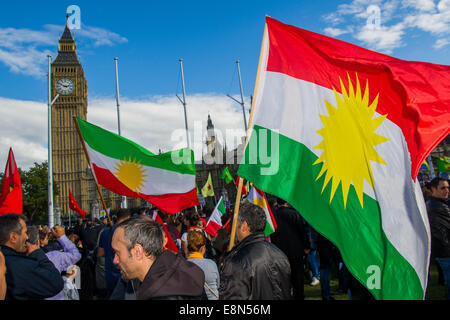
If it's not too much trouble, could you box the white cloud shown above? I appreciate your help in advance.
[434,37,450,48]
[324,27,351,37]
[323,0,450,54]
[402,0,436,12]
[0,24,128,77]
[0,94,247,170]
[355,23,406,53]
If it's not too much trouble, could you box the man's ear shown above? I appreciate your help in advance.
[132,244,144,261]
[163,234,168,249]
[9,232,17,244]
[241,220,249,233]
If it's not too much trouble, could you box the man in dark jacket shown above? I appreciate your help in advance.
[426,177,450,299]
[0,214,64,300]
[111,215,205,300]
[219,203,292,300]
[270,198,311,300]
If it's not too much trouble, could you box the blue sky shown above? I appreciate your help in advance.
[1,0,449,167]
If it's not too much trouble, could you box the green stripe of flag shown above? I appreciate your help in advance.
[238,125,423,299]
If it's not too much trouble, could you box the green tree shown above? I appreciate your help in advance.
[22,162,59,224]
[0,161,58,224]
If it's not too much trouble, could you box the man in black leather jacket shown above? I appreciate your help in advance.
[219,203,292,300]
[426,177,450,299]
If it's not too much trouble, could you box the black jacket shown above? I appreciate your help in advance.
[426,197,450,258]
[270,206,311,258]
[1,246,64,300]
[219,232,292,300]
[137,250,206,300]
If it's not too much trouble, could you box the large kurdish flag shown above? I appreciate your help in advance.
[77,118,199,214]
[238,17,450,299]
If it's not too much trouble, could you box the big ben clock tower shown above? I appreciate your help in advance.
[51,16,90,216]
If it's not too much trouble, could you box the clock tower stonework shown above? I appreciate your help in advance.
[51,20,91,216]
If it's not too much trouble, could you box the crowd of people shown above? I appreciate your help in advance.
[0,176,448,300]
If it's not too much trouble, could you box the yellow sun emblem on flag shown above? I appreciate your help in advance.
[113,157,148,193]
[313,73,389,209]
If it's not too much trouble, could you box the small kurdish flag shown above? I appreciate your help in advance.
[76,118,199,214]
[245,185,277,237]
[204,196,226,237]
[237,17,450,299]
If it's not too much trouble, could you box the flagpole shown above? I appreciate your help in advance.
[228,24,267,251]
[226,60,248,132]
[176,59,190,149]
[114,57,127,210]
[73,116,113,227]
[47,55,60,228]
[427,155,435,179]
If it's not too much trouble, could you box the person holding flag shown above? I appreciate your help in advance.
[219,203,292,300]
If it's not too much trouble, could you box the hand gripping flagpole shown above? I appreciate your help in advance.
[73,116,113,227]
[228,23,267,251]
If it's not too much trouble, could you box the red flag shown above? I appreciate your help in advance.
[69,189,86,219]
[153,211,179,254]
[235,176,247,196]
[0,148,22,215]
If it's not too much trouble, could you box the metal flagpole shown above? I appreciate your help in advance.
[227,60,248,132]
[47,55,59,228]
[176,59,190,148]
[114,57,127,209]
[427,155,435,179]
[176,59,198,212]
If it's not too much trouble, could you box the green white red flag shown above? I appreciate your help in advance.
[204,196,226,237]
[237,17,450,299]
[76,118,199,214]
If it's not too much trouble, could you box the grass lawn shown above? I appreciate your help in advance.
[304,262,447,300]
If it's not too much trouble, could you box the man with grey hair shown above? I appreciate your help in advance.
[0,213,63,299]
[219,203,292,299]
[111,215,206,300]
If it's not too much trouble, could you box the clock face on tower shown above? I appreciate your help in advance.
[56,78,75,95]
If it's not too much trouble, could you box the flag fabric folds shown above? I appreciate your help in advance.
[245,185,277,237]
[69,189,86,219]
[237,17,450,299]
[153,211,179,254]
[201,172,215,197]
[0,148,22,215]
[76,118,199,214]
[204,197,226,237]
[220,166,233,184]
